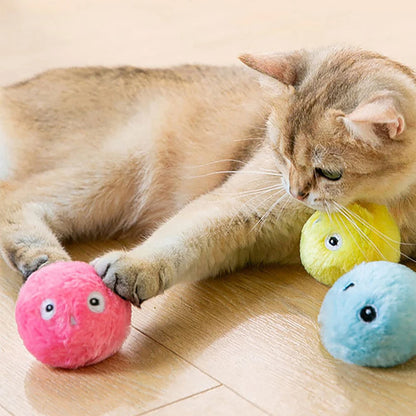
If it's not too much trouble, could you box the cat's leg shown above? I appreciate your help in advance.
[93,155,313,306]
[0,164,140,279]
[0,192,71,279]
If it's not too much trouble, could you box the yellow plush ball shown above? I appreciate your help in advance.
[300,203,401,286]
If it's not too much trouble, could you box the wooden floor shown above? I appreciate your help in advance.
[2,1,416,415]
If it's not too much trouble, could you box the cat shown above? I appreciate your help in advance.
[1,46,415,306]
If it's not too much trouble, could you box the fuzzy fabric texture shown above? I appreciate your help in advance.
[300,203,400,286]
[319,261,416,367]
[15,261,131,369]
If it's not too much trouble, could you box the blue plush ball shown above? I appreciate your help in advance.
[319,261,416,367]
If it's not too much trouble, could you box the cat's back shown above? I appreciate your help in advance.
[1,63,258,116]
[0,64,264,145]
[0,64,267,180]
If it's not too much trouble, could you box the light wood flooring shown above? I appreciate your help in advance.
[1,1,416,415]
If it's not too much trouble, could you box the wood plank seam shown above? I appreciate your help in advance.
[0,403,14,416]
[132,325,272,416]
[136,385,222,416]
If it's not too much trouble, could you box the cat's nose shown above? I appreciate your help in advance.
[289,187,309,201]
[296,190,309,201]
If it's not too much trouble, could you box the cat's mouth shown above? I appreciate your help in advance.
[282,178,346,213]
[288,192,341,213]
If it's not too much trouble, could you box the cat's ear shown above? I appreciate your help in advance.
[239,51,306,86]
[341,95,405,141]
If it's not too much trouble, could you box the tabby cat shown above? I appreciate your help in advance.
[1,46,415,305]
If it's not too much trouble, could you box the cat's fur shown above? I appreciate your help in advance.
[1,46,416,305]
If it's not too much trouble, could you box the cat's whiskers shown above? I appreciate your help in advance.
[334,201,416,264]
[323,200,333,225]
[257,167,283,174]
[334,207,369,261]
[224,184,285,197]
[250,191,290,233]
[336,202,415,247]
[275,194,291,221]
[221,188,285,233]
[186,170,283,180]
[185,158,282,177]
[334,203,387,261]
[184,158,251,169]
[270,196,292,232]
[247,189,286,210]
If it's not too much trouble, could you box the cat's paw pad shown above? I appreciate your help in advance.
[92,251,162,306]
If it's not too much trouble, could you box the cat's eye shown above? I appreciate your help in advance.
[87,291,105,313]
[41,299,56,320]
[315,168,343,181]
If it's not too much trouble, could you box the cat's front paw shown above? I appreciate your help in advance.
[91,251,164,306]
[9,245,71,281]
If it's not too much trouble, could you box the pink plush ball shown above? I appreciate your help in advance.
[15,261,131,369]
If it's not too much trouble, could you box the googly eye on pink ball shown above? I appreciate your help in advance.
[15,261,131,369]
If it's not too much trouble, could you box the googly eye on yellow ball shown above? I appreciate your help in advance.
[300,203,401,286]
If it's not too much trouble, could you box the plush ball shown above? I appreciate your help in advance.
[319,261,416,367]
[15,261,131,369]
[300,203,400,285]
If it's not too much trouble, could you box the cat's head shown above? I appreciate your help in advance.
[241,47,416,212]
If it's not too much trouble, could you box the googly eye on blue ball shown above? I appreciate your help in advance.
[318,261,416,367]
